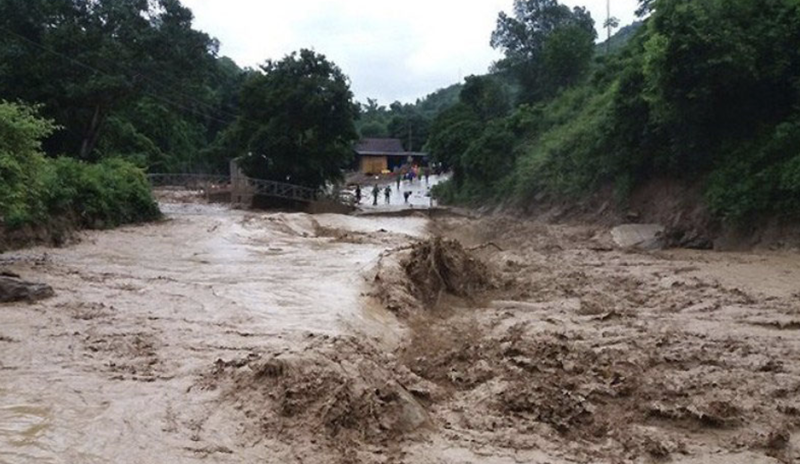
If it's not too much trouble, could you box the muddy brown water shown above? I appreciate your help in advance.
[2,202,800,463]
[0,203,427,463]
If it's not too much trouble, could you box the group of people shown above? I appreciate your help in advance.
[354,184,412,206]
[353,164,437,207]
[400,165,430,186]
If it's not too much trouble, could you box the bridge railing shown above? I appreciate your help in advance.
[147,173,230,189]
[247,177,317,202]
[146,173,335,205]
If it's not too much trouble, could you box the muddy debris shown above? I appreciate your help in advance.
[611,223,666,250]
[313,223,374,245]
[646,400,741,428]
[402,236,493,306]
[199,336,432,461]
[397,308,792,460]
[388,211,800,461]
[370,236,496,316]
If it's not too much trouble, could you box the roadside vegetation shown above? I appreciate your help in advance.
[0,101,159,247]
[428,0,800,226]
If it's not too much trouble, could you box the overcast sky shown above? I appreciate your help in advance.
[181,0,639,104]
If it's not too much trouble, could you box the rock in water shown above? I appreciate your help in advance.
[0,276,55,303]
[611,224,666,250]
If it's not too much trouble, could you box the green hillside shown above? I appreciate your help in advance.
[428,0,800,229]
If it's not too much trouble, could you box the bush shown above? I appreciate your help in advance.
[1,101,160,233]
[706,118,800,224]
[42,157,161,228]
[512,84,616,201]
[0,101,53,227]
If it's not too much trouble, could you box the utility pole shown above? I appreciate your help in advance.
[606,0,611,55]
[407,115,412,152]
[604,0,620,56]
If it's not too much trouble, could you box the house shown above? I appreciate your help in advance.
[354,138,427,175]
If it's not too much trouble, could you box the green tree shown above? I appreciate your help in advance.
[414,84,463,118]
[425,104,482,176]
[356,98,390,138]
[0,0,219,161]
[460,75,511,122]
[97,97,207,172]
[461,121,515,187]
[491,0,596,103]
[387,105,431,152]
[360,121,389,138]
[603,16,621,54]
[542,24,596,91]
[232,50,358,190]
[425,76,513,187]
[640,0,800,173]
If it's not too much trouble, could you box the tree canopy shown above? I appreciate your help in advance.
[426,74,514,191]
[229,50,359,190]
[491,0,596,103]
[354,84,462,152]
[0,0,240,171]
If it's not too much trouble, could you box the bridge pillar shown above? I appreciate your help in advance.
[230,159,254,206]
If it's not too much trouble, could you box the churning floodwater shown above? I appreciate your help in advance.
[0,202,428,463]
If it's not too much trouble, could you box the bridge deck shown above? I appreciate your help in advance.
[147,173,353,206]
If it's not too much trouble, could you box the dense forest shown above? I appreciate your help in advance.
[0,0,245,173]
[428,0,800,229]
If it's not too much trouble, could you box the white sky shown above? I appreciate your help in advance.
[181,0,639,104]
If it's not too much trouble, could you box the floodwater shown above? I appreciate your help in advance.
[4,199,799,463]
[0,203,428,463]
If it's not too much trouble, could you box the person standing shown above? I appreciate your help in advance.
[372,184,379,206]
[384,185,392,204]
[355,185,362,204]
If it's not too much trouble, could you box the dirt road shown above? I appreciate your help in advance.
[1,202,799,463]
